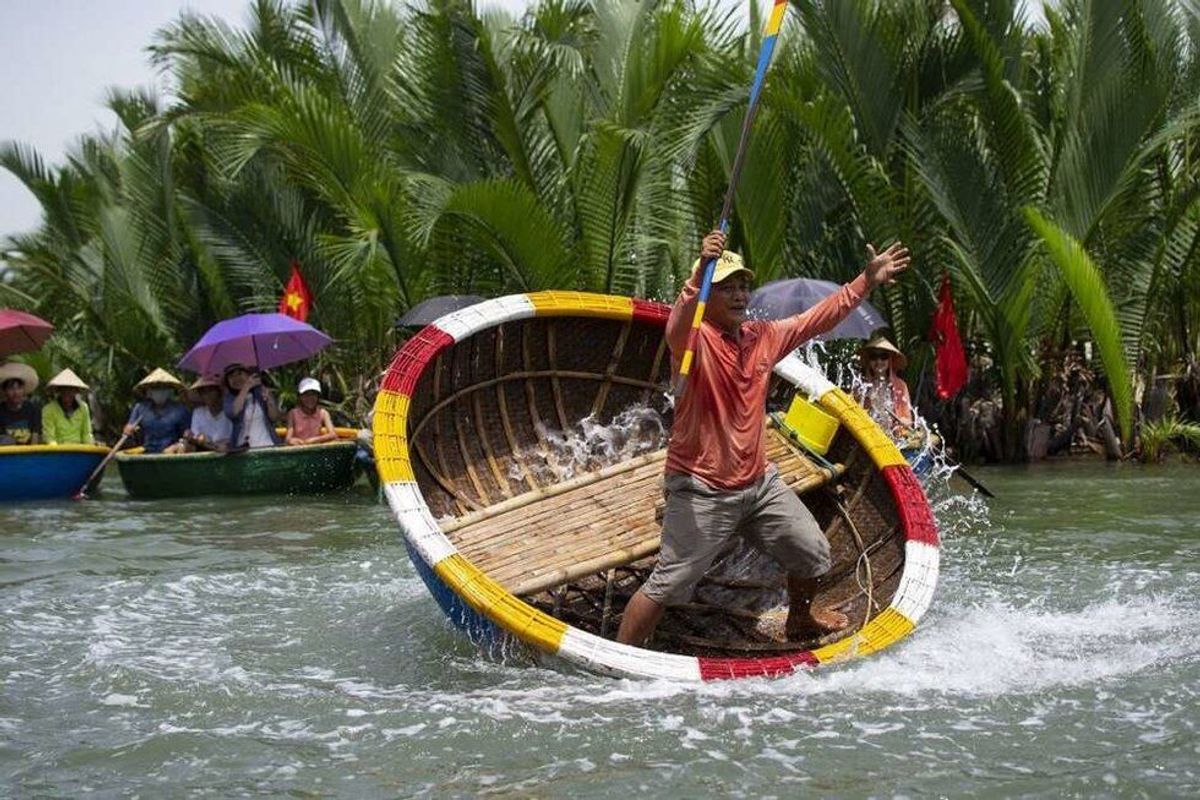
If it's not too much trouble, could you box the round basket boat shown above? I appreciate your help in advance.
[375,292,939,681]
[0,444,110,501]
[115,430,359,499]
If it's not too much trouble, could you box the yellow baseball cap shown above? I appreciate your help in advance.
[693,250,754,284]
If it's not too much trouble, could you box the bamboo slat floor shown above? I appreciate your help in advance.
[445,427,844,598]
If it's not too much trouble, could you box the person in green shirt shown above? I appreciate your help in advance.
[41,368,95,446]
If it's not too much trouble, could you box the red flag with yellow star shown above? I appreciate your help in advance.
[278,261,313,322]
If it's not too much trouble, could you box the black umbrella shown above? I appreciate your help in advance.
[395,295,485,329]
[749,278,885,340]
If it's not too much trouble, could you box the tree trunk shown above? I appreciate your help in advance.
[1098,416,1122,461]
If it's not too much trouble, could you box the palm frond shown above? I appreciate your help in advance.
[1026,206,1133,442]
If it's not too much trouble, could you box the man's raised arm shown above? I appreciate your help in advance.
[771,242,911,359]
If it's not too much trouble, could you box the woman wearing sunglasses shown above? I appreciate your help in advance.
[856,333,914,437]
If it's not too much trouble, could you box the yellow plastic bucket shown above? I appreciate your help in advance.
[781,394,839,456]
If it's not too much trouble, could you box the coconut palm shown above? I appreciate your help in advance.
[3,0,1200,452]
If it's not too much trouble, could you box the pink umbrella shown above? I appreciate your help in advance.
[178,313,332,375]
[0,309,54,356]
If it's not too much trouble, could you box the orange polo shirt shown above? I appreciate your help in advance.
[665,269,871,490]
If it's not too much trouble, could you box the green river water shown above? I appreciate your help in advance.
[2,462,1197,797]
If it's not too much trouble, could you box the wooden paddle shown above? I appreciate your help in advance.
[74,412,142,499]
[947,460,996,499]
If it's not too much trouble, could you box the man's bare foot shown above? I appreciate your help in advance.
[785,606,850,640]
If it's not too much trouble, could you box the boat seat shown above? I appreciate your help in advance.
[442,427,844,598]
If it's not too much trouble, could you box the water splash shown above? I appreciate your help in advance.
[5,474,1196,796]
[794,340,993,540]
[509,405,668,485]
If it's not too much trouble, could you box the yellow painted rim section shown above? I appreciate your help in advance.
[433,554,569,652]
[374,390,415,483]
[528,291,633,320]
[816,387,907,469]
[0,444,108,455]
[811,607,915,663]
[271,426,358,440]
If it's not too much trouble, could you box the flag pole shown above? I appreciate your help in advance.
[673,0,789,397]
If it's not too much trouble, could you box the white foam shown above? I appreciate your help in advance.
[792,593,1199,698]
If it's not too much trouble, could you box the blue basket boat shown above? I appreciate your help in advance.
[0,445,109,501]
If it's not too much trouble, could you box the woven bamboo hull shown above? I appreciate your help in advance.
[115,440,358,499]
[0,445,109,501]
[375,292,940,681]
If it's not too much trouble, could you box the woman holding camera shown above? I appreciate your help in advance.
[222,363,281,449]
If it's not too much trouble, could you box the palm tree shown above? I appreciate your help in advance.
[4,0,1199,453]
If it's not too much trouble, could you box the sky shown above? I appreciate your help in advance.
[0,0,531,240]
[0,0,1044,243]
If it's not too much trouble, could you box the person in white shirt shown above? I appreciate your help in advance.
[185,375,233,451]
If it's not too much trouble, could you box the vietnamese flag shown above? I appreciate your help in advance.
[278,261,313,322]
[929,272,968,399]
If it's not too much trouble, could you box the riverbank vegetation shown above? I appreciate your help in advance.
[3,0,1199,462]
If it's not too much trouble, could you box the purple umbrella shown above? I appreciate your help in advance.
[178,313,332,375]
[749,278,886,341]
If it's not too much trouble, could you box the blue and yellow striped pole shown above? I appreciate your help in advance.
[675,0,789,393]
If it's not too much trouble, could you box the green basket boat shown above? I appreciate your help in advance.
[115,438,359,499]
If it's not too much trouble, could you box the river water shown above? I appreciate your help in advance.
[2,462,1197,797]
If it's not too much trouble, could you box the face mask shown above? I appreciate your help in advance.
[149,388,173,404]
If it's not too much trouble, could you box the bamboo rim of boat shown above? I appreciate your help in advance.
[116,428,358,459]
[374,291,940,682]
[0,444,110,455]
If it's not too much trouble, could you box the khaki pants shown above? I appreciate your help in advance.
[641,465,831,606]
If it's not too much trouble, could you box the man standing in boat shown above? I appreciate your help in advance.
[617,230,911,645]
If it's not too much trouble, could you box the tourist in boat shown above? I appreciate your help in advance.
[124,368,190,454]
[616,230,910,646]
[184,375,232,452]
[41,368,95,445]
[0,361,42,445]
[223,363,281,449]
[284,377,338,446]
[855,333,914,438]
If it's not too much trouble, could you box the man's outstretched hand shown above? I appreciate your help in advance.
[864,242,911,290]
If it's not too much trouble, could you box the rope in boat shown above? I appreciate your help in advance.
[835,497,875,659]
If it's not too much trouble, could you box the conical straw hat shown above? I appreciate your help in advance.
[189,375,222,391]
[858,334,908,370]
[0,361,38,392]
[135,367,184,392]
[46,368,90,391]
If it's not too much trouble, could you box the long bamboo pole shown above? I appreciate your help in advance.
[673,0,790,397]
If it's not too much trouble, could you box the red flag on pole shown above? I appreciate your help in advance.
[278,261,313,322]
[929,272,968,399]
